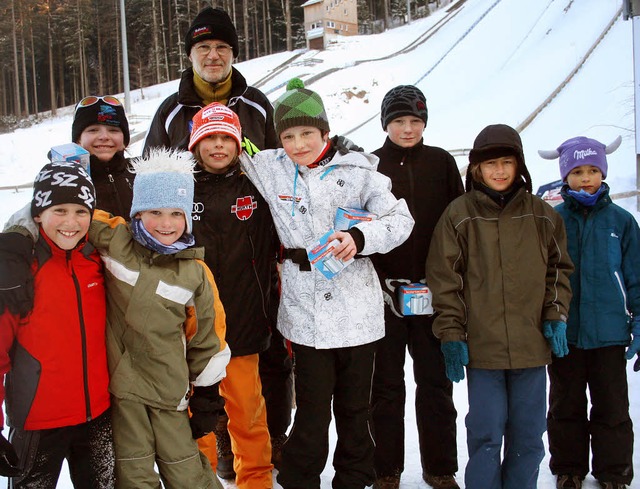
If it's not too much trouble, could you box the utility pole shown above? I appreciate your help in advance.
[624,0,640,210]
[120,0,131,113]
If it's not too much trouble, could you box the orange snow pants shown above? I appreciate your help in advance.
[198,354,274,488]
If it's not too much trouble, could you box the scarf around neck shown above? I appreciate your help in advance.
[131,217,195,255]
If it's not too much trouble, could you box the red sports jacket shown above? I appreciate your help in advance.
[0,230,110,430]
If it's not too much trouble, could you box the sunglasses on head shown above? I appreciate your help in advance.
[75,95,122,112]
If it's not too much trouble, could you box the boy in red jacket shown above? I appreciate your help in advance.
[0,161,114,487]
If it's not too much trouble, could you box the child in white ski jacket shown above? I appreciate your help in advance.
[240,78,414,489]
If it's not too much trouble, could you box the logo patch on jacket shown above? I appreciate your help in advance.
[231,196,257,220]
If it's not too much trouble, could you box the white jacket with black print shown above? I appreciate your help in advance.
[240,148,414,349]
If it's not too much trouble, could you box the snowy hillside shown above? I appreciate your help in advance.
[0,0,637,487]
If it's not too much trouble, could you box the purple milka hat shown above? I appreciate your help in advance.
[538,135,622,181]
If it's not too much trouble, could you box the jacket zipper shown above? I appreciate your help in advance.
[248,234,268,319]
[68,251,92,421]
[614,270,631,318]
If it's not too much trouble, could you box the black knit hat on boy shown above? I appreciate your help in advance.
[274,78,330,136]
[466,123,532,193]
[380,85,428,130]
[72,96,130,147]
[31,161,96,217]
[185,6,239,58]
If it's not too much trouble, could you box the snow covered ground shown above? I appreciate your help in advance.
[0,0,638,487]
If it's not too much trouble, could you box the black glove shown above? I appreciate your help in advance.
[189,383,225,439]
[634,354,640,372]
[0,433,22,477]
[331,135,364,155]
[0,233,34,318]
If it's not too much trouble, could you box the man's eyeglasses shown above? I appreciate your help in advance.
[75,95,122,113]
[194,43,233,57]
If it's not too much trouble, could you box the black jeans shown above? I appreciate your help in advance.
[277,342,377,489]
[9,409,114,489]
[371,310,458,477]
[547,345,634,485]
[259,327,294,437]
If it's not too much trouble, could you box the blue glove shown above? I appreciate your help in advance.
[625,318,640,372]
[441,341,469,383]
[543,320,569,357]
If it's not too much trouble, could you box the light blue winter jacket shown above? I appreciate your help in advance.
[556,183,640,349]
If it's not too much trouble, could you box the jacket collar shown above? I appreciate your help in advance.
[178,67,249,107]
[473,179,525,208]
[561,182,611,211]
[89,151,129,178]
[381,136,424,159]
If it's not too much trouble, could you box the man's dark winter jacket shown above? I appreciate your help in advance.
[143,67,278,153]
[90,151,134,219]
[371,137,464,282]
[192,164,278,357]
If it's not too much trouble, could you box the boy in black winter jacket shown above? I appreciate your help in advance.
[370,85,463,489]
[72,95,134,219]
[188,102,280,488]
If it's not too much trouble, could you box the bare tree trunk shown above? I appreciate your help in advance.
[1,72,6,115]
[20,5,29,115]
[243,0,250,60]
[11,0,21,116]
[77,0,88,95]
[115,0,122,94]
[96,6,104,94]
[30,23,38,116]
[47,2,56,116]
[284,0,292,52]
[174,0,184,72]
[152,0,161,83]
[159,0,170,81]
[383,0,390,30]
[252,8,258,58]
[262,0,269,55]
[57,43,65,107]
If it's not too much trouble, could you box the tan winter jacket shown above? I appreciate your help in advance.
[90,211,230,411]
[426,187,573,370]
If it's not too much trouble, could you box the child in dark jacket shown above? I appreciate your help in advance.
[72,95,134,218]
[539,135,637,489]
[0,162,114,487]
[427,124,574,489]
[370,85,462,489]
[188,102,275,488]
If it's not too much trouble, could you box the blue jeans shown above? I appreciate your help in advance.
[465,367,546,489]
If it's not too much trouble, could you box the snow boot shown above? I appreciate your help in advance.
[270,433,287,469]
[372,474,400,489]
[213,413,235,480]
[557,474,582,488]
[422,472,460,489]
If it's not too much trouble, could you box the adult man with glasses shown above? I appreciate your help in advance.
[143,6,278,152]
[143,6,292,489]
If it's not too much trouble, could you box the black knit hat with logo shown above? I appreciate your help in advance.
[380,85,428,130]
[72,98,130,147]
[185,6,239,57]
[31,161,96,217]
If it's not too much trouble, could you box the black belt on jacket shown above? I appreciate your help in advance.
[281,247,365,272]
[281,248,312,271]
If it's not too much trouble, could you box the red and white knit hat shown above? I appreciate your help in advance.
[188,102,242,152]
